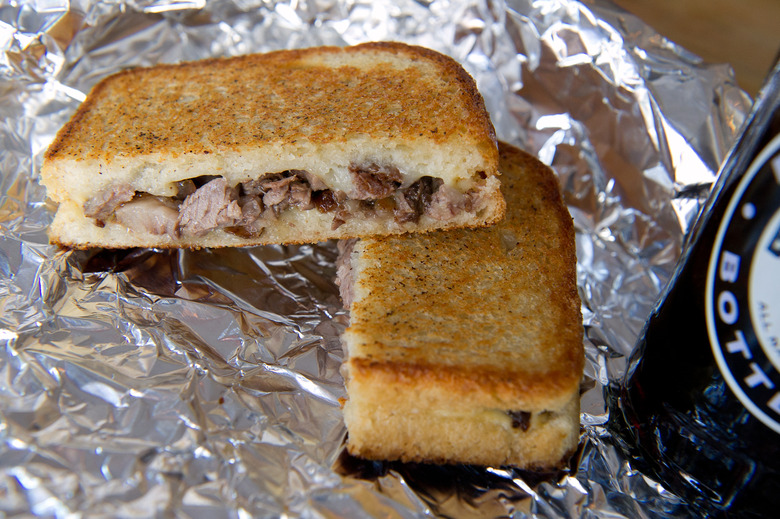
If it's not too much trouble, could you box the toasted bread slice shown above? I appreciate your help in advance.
[337,142,583,468]
[40,42,503,249]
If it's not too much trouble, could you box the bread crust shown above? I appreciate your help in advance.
[340,142,583,467]
[44,42,497,164]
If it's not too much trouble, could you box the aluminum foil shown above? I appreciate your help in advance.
[0,0,753,517]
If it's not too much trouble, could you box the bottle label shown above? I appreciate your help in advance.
[706,132,780,434]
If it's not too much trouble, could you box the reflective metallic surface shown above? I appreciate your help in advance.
[0,1,751,517]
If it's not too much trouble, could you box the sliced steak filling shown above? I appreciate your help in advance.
[82,164,486,238]
[394,176,442,224]
[177,177,242,237]
[114,195,179,236]
[335,238,359,309]
[83,183,135,226]
[349,163,402,200]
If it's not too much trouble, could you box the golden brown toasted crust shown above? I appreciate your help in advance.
[348,357,581,409]
[44,42,496,166]
[340,142,583,467]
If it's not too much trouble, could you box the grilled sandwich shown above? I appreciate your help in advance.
[337,142,583,468]
[40,42,504,249]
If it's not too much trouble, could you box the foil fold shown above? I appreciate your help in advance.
[0,1,751,517]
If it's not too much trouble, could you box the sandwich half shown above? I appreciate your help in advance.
[337,142,583,468]
[40,42,503,249]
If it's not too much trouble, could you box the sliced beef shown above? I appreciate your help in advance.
[393,176,443,224]
[233,197,266,237]
[83,183,136,223]
[259,175,298,206]
[241,171,314,213]
[392,190,415,224]
[335,238,358,309]
[299,170,328,191]
[174,179,197,199]
[240,178,267,198]
[177,177,242,237]
[241,172,297,198]
[239,197,263,224]
[349,163,403,200]
[288,182,314,210]
[87,167,476,238]
[114,195,179,237]
[427,184,465,221]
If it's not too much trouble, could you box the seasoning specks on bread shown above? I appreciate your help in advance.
[46,43,496,161]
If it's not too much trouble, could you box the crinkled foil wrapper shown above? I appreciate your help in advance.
[0,1,752,517]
